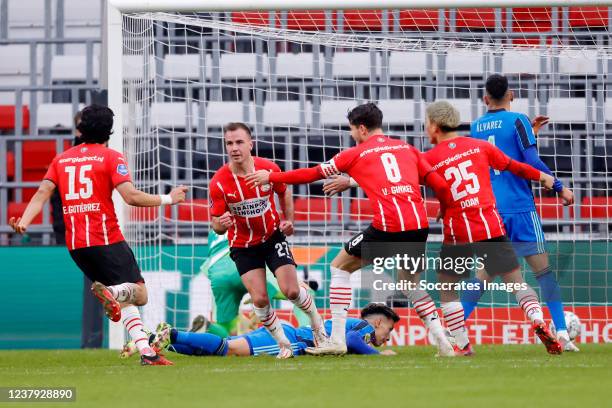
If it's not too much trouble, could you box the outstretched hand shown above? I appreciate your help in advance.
[245,170,270,188]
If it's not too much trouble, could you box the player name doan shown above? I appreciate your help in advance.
[63,202,100,214]
[58,155,105,164]
[228,197,270,218]
[475,120,503,132]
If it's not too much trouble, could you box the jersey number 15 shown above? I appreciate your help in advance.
[64,165,93,200]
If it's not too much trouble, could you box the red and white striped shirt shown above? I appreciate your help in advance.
[43,143,131,250]
[209,157,286,248]
[320,135,430,232]
[423,136,540,244]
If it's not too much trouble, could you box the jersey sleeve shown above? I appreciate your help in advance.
[209,179,228,217]
[107,150,132,187]
[346,330,379,355]
[514,114,537,151]
[485,143,540,180]
[43,156,59,185]
[319,148,357,177]
[484,142,512,171]
[268,161,287,194]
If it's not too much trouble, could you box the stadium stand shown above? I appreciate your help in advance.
[0,4,610,244]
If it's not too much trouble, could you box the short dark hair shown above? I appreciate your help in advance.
[361,303,400,323]
[77,104,114,144]
[347,102,383,131]
[223,122,252,137]
[485,74,509,101]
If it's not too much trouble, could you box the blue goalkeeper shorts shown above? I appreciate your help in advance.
[236,324,309,356]
[500,210,546,257]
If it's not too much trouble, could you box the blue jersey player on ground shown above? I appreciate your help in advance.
[467,74,578,352]
[150,303,399,357]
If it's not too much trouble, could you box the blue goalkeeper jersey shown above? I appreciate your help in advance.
[470,108,537,214]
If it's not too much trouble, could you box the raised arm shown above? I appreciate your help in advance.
[116,182,187,207]
[485,143,554,189]
[246,166,324,188]
[416,148,451,206]
[9,180,56,234]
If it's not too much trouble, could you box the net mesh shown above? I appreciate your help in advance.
[119,8,611,345]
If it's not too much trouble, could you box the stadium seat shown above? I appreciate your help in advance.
[501,50,545,74]
[332,52,378,78]
[424,199,440,219]
[205,101,253,127]
[150,102,198,128]
[377,99,419,124]
[580,196,612,219]
[64,0,102,28]
[546,98,590,123]
[342,10,385,31]
[444,49,488,76]
[163,53,212,80]
[286,11,328,30]
[174,199,210,222]
[455,8,498,30]
[511,7,553,45]
[123,55,156,81]
[388,51,430,77]
[568,7,609,28]
[318,100,359,126]
[129,206,159,222]
[558,50,599,75]
[6,151,15,179]
[7,202,43,224]
[273,53,319,78]
[0,105,29,131]
[263,101,312,127]
[398,9,440,31]
[21,140,70,200]
[451,99,477,123]
[294,198,340,221]
[37,103,82,129]
[219,53,269,80]
[535,197,574,219]
[0,44,42,75]
[231,12,273,27]
[51,55,100,82]
[350,198,374,221]
[7,0,46,38]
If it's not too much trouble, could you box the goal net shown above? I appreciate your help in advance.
[114,5,612,348]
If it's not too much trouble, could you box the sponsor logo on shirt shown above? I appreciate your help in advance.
[59,155,104,164]
[359,143,410,158]
[431,147,481,171]
[117,164,129,176]
[228,197,271,218]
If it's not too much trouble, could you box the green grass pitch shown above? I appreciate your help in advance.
[1,344,611,408]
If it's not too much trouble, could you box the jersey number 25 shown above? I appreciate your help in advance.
[444,160,480,201]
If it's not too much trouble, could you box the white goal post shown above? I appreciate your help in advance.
[104,0,612,349]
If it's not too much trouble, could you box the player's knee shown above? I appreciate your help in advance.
[282,285,300,301]
[133,283,148,306]
[251,294,270,308]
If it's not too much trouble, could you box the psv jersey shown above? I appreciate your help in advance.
[43,143,132,250]
[209,157,286,248]
[423,136,512,244]
[319,135,429,232]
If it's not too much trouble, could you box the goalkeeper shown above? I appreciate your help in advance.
[195,230,314,337]
[152,303,398,357]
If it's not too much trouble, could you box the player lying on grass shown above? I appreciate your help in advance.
[467,74,578,352]
[9,105,187,365]
[148,303,399,357]
[246,103,455,357]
